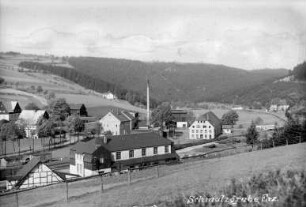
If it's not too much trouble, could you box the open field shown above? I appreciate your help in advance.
[0,54,146,114]
[1,143,305,207]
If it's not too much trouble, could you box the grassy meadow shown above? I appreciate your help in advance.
[1,143,303,207]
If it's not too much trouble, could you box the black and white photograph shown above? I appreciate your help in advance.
[0,0,305,206]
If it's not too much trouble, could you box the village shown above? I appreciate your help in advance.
[0,78,297,192]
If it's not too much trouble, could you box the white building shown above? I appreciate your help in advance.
[189,120,215,139]
[0,101,22,121]
[16,110,49,138]
[101,91,117,100]
[99,111,132,135]
[189,111,222,139]
[222,125,233,134]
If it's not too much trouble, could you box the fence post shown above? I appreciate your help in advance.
[100,174,104,193]
[65,181,69,203]
[15,192,19,207]
[128,169,131,185]
[156,165,159,178]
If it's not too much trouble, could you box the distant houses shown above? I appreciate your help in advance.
[171,109,188,128]
[222,125,233,134]
[69,104,88,117]
[189,111,222,139]
[0,101,22,121]
[16,110,49,138]
[269,99,289,112]
[101,91,117,100]
[69,132,179,176]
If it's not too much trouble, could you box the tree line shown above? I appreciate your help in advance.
[18,61,159,108]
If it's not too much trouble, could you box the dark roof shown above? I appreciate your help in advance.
[121,111,135,120]
[222,125,233,129]
[53,170,80,180]
[80,116,98,122]
[199,111,221,127]
[13,156,41,181]
[73,132,173,154]
[171,110,188,114]
[111,112,130,122]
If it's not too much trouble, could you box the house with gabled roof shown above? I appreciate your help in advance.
[0,101,22,121]
[99,111,134,135]
[6,157,78,190]
[16,110,49,138]
[189,111,222,139]
[69,103,88,117]
[70,132,179,176]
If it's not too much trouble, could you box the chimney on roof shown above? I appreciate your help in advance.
[103,135,108,144]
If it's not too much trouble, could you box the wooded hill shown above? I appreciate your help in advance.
[68,57,289,105]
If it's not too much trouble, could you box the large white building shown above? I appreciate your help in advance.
[189,111,222,139]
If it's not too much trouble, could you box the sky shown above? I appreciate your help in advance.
[0,0,305,70]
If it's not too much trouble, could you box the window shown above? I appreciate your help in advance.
[154,147,158,154]
[192,126,195,128]
[196,125,200,128]
[196,130,198,133]
[203,125,206,128]
[100,157,104,164]
[200,130,203,133]
[129,150,134,158]
[165,146,169,153]
[209,135,212,139]
[142,148,146,156]
[192,130,194,133]
[200,134,203,138]
[116,152,121,160]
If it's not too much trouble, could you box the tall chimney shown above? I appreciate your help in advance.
[146,78,150,127]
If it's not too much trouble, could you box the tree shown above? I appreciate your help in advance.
[151,103,174,129]
[48,98,70,121]
[221,110,239,125]
[0,120,9,154]
[25,102,40,110]
[67,115,85,141]
[246,122,259,149]
[36,85,43,93]
[0,122,25,155]
[0,77,4,85]
[85,122,101,138]
[254,117,264,125]
[47,92,56,100]
[37,119,56,149]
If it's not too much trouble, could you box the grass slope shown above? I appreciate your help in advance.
[8,142,301,207]
[69,143,305,207]
[0,54,145,114]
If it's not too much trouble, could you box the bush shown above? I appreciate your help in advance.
[158,169,306,207]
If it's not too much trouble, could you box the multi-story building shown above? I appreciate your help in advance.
[99,111,135,135]
[189,111,222,139]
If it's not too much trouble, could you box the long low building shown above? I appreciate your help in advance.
[69,132,179,177]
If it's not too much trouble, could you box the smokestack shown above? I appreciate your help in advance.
[147,78,150,127]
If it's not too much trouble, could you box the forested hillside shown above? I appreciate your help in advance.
[18,61,160,107]
[68,57,288,104]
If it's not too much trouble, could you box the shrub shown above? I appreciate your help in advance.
[157,169,306,207]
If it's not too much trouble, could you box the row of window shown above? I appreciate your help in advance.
[192,125,211,128]
[116,146,169,160]
[191,134,212,139]
[191,130,212,133]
